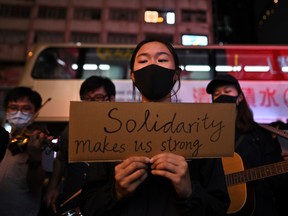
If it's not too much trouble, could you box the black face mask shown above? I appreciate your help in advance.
[213,95,238,103]
[133,64,176,101]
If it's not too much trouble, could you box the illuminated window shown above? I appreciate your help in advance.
[144,11,159,23]
[182,35,208,46]
[166,12,175,24]
[144,10,175,24]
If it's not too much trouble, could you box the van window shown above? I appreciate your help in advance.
[32,47,134,79]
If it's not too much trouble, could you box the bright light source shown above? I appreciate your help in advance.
[57,58,66,66]
[244,66,270,72]
[216,66,233,72]
[182,35,208,46]
[282,66,288,72]
[216,65,242,72]
[185,65,210,72]
[144,11,158,23]
[145,10,175,24]
[83,64,98,70]
[72,64,78,70]
[166,12,175,24]
[99,64,110,70]
[52,138,58,144]
[4,123,11,133]
[157,17,164,23]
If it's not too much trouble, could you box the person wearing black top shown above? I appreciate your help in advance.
[79,39,230,216]
[44,76,116,215]
[206,74,288,216]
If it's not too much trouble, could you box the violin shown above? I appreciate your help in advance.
[8,98,59,155]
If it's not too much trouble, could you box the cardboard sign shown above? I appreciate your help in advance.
[69,102,235,162]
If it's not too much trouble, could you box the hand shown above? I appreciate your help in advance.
[114,156,150,200]
[150,153,192,199]
[44,187,60,213]
[27,129,50,161]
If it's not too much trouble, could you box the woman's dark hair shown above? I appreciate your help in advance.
[4,87,42,112]
[130,39,181,101]
[236,93,257,133]
[79,75,116,100]
[129,38,180,71]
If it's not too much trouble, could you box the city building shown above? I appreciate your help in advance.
[0,0,214,123]
[0,0,213,63]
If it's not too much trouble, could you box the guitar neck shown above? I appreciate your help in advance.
[226,160,288,186]
[259,124,288,139]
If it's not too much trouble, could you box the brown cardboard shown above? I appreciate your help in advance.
[69,102,235,162]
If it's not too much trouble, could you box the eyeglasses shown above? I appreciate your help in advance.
[7,105,34,115]
[82,94,110,102]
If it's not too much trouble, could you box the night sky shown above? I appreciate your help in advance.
[213,0,288,44]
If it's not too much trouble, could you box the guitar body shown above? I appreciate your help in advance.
[222,153,255,216]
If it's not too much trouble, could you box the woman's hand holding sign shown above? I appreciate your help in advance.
[114,156,150,200]
[114,153,192,200]
[150,153,192,199]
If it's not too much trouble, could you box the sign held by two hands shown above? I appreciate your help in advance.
[69,102,235,162]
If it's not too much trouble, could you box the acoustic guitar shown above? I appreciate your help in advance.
[222,152,288,215]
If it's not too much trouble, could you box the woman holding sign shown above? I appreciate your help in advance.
[79,39,230,216]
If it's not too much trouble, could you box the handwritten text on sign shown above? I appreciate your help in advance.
[69,102,235,162]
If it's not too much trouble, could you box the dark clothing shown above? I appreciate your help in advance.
[0,126,9,161]
[59,163,89,213]
[235,125,288,216]
[57,125,89,214]
[80,158,230,216]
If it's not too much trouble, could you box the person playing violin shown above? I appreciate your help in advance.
[0,86,49,216]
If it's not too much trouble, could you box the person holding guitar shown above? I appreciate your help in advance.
[206,74,288,216]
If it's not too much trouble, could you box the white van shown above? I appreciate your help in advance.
[19,43,137,124]
[19,43,288,126]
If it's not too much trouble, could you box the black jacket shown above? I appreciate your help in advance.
[235,125,288,216]
[79,158,230,216]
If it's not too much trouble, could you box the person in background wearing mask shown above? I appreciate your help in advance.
[44,76,116,215]
[0,86,48,216]
[206,74,288,216]
[79,39,230,216]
